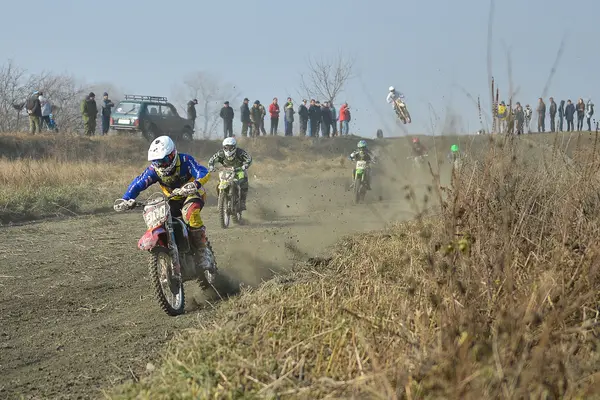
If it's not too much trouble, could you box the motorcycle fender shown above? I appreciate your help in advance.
[138,226,167,251]
[218,181,230,190]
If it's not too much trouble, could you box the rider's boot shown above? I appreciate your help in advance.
[240,188,248,211]
[189,227,216,281]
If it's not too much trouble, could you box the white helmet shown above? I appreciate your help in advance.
[389,86,395,92]
[223,137,237,160]
[148,136,178,175]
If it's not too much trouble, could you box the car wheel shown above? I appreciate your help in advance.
[182,127,194,141]
[143,124,160,141]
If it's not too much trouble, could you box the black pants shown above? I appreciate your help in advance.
[321,121,331,137]
[587,117,592,131]
[550,115,556,132]
[309,120,319,137]
[559,117,564,131]
[241,121,250,137]
[538,117,545,132]
[299,119,308,136]
[577,116,584,131]
[567,119,574,131]
[102,115,110,134]
[270,117,279,135]
[223,119,233,138]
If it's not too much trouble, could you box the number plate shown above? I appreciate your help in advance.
[118,119,130,124]
[356,161,367,169]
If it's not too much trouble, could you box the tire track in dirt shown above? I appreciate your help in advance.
[0,166,427,400]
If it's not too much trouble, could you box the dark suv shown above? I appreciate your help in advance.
[110,95,194,141]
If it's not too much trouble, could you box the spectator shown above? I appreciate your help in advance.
[219,101,234,138]
[565,99,575,131]
[187,99,198,129]
[339,102,350,135]
[537,98,546,132]
[549,97,557,132]
[25,90,42,134]
[497,101,507,133]
[576,98,585,131]
[298,99,308,137]
[268,97,280,135]
[258,101,267,135]
[308,99,320,137]
[283,97,293,134]
[315,101,322,135]
[524,104,533,133]
[101,92,114,136]
[80,92,98,136]
[586,98,594,131]
[330,102,338,136]
[514,102,524,135]
[284,100,294,136]
[321,101,332,137]
[250,100,262,137]
[240,98,251,137]
[38,92,52,131]
[558,100,565,131]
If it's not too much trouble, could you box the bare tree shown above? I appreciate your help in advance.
[298,52,354,103]
[174,71,241,139]
[0,60,89,133]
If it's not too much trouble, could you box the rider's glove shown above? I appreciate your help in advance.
[208,165,215,172]
[174,182,198,197]
[241,164,248,170]
[114,198,135,212]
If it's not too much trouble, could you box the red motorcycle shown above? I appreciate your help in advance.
[114,190,218,316]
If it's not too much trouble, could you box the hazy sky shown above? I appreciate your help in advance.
[1,0,597,137]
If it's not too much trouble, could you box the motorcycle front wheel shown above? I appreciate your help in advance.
[149,246,185,316]
[218,189,230,229]
[353,176,362,204]
[232,184,242,224]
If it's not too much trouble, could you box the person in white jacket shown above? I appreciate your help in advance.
[38,92,52,130]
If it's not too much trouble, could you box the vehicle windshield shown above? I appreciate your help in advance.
[114,102,141,115]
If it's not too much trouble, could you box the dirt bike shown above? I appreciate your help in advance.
[394,98,412,124]
[216,167,244,229]
[114,191,218,316]
[352,160,369,204]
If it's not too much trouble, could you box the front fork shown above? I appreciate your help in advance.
[164,216,182,276]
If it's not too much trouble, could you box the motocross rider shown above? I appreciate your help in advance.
[207,137,253,210]
[349,140,375,190]
[411,137,427,157]
[113,136,213,280]
[386,86,405,112]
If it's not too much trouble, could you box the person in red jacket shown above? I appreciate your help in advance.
[339,103,351,135]
[268,97,280,135]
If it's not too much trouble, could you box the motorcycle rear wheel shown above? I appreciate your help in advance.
[149,246,185,316]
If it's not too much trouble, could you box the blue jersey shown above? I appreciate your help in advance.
[122,153,210,200]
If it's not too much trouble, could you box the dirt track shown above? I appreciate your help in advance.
[0,161,439,399]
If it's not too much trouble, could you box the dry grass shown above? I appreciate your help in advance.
[0,133,365,224]
[106,134,600,399]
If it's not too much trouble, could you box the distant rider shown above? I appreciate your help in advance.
[349,140,375,190]
[448,144,461,163]
[207,137,253,210]
[411,137,427,157]
[113,136,213,280]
